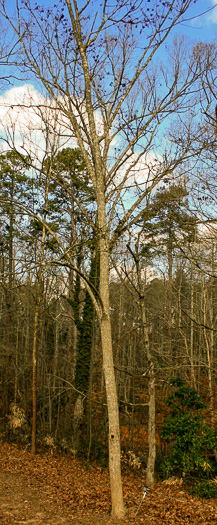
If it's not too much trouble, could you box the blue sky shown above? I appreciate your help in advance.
[177,0,217,42]
[1,0,217,154]
[0,0,216,232]
[4,0,217,43]
[3,1,217,64]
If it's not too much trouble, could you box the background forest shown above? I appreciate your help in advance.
[1,147,217,473]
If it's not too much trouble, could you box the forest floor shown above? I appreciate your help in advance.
[0,442,217,525]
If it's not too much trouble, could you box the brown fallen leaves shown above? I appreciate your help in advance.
[0,442,217,524]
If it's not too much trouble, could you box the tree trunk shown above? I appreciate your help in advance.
[190,267,196,389]
[100,308,125,518]
[167,231,173,356]
[31,154,54,453]
[4,210,14,416]
[67,197,77,378]
[141,300,156,487]
[73,393,84,455]
[98,190,125,519]
[31,289,40,455]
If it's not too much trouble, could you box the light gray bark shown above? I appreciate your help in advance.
[73,393,84,455]
[97,186,125,518]
[141,300,156,488]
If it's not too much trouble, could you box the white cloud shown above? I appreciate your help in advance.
[0,84,165,201]
[0,84,44,137]
[207,0,217,23]
[110,262,159,283]
[0,84,159,184]
[0,84,76,159]
[111,150,162,192]
[0,84,111,165]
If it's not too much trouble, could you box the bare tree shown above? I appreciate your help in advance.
[0,0,209,517]
[30,127,59,454]
[112,234,157,487]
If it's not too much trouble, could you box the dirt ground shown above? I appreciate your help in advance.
[0,442,133,525]
[0,470,116,525]
[0,471,118,525]
[1,442,217,525]
[0,471,67,525]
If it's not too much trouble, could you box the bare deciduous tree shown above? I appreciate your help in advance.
[0,0,209,517]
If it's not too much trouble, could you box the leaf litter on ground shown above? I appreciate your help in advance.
[0,442,217,524]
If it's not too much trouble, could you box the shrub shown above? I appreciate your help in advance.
[189,481,217,499]
[160,377,217,479]
[8,404,26,430]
